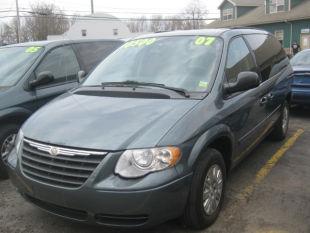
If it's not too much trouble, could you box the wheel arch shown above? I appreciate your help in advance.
[0,107,32,128]
[188,124,235,174]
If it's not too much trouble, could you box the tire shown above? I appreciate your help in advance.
[0,124,19,179]
[269,101,290,141]
[183,148,226,230]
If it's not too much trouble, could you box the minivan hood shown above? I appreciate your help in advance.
[23,92,199,151]
[292,65,310,73]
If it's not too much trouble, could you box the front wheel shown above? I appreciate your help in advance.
[269,101,290,141]
[183,148,226,230]
[0,124,19,179]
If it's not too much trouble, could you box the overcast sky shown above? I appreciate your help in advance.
[1,0,222,20]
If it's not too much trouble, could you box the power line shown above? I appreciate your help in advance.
[0,14,218,21]
[14,8,220,15]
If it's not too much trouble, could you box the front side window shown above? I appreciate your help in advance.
[222,8,233,21]
[35,46,80,85]
[226,37,256,83]
[83,36,223,92]
[0,46,43,87]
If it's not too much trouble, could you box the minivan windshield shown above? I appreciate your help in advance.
[0,46,43,87]
[83,36,223,92]
[291,50,310,66]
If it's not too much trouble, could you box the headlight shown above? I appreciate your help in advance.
[15,129,24,153]
[7,129,23,168]
[115,147,181,178]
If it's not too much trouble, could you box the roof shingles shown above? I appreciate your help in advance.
[210,0,310,28]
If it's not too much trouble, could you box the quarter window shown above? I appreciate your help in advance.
[35,46,80,86]
[226,37,256,83]
[222,8,233,21]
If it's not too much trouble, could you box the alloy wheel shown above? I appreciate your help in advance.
[202,164,223,215]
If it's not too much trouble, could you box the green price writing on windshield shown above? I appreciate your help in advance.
[25,46,42,53]
[199,81,209,88]
[194,37,216,46]
[124,38,157,48]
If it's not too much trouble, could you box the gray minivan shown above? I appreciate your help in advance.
[8,29,292,229]
[0,39,123,178]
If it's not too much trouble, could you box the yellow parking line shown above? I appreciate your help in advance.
[238,129,305,200]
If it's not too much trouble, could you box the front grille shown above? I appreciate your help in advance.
[21,138,107,188]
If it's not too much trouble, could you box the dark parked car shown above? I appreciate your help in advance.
[0,39,123,178]
[8,29,292,229]
[290,49,310,105]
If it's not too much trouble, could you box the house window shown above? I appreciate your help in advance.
[222,8,233,21]
[113,29,118,36]
[81,29,87,37]
[275,30,284,45]
[269,0,285,13]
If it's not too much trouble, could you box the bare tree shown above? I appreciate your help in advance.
[127,16,150,33]
[0,21,17,44]
[24,3,70,41]
[184,0,208,29]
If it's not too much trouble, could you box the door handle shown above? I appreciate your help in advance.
[267,93,274,100]
[260,97,268,105]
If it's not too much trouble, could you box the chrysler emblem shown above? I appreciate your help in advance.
[49,147,59,156]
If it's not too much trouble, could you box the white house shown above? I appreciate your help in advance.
[48,12,134,40]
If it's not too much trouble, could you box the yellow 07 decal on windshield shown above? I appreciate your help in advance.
[25,46,42,53]
[195,37,216,46]
[124,38,157,48]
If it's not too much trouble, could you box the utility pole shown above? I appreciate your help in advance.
[15,0,21,43]
[91,0,94,14]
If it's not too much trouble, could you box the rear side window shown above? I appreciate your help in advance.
[226,37,256,83]
[74,41,123,73]
[245,34,287,81]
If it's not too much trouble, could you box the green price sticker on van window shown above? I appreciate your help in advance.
[199,81,209,88]
[124,38,157,48]
[25,46,42,53]
[194,36,216,46]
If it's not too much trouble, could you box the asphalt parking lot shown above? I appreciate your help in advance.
[0,107,309,233]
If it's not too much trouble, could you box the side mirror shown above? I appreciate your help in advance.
[30,71,54,88]
[224,71,260,94]
[77,70,86,83]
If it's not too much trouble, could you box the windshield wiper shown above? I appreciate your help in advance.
[101,80,190,98]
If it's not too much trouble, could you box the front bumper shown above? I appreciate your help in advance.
[8,150,192,228]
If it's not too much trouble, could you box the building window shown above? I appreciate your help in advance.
[81,29,87,37]
[275,30,284,45]
[269,0,285,13]
[113,29,118,36]
[222,8,233,21]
